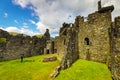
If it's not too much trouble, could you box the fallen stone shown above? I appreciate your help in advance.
[43,56,57,62]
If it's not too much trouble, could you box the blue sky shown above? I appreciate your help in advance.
[0,0,39,36]
[0,0,120,37]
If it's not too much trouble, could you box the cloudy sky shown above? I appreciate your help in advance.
[0,0,120,37]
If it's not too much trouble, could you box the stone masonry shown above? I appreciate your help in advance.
[54,1,119,80]
[0,29,53,61]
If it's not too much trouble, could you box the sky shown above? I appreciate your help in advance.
[0,0,120,37]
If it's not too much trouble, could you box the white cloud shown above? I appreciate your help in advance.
[4,13,8,18]
[36,21,47,34]
[12,0,120,35]
[12,0,29,8]
[29,19,36,24]
[3,27,21,33]
[0,26,38,36]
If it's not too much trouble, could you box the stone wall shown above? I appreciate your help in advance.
[55,23,79,69]
[55,23,69,57]
[0,29,9,60]
[44,39,55,54]
[31,36,44,55]
[3,34,31,60]
[109,16,120,80]
[78,11,112,63]
[60,27,79,69]
[0,29,51,61]
[54,1,120,79]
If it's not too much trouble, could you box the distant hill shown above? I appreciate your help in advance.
[34,34,43,38]
[9,32,22,36]
[9,32,43,38]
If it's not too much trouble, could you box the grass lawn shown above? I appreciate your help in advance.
[55,59,112,80]
[0,54,59,80]
[0,54,112,80]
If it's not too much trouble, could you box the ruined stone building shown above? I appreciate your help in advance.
[54,1,120,80]
[0,0,120,80]
[0,29,55,61]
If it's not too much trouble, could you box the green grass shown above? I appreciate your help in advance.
[55,59,112,80]
[0,55,112,80]
[0,54,59,80]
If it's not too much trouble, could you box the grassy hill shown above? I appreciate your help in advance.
[9,32,21,36]
[0,54,112,80]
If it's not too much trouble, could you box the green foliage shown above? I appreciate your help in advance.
[0,38,6,43]
[30,40,32,44]
[0,55,59,80]
[55,59,112,80]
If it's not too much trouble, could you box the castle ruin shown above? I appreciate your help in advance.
[0,29,55,61]
[0,1,120,80]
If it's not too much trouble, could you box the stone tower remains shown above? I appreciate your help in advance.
[54,1,119,79]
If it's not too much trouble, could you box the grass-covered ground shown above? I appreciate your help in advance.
[55,59,112,80]
[0,54,112,80]
[0,54,59,80]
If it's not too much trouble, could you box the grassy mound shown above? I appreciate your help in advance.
[55,59,112,80]
[0,54,59,80]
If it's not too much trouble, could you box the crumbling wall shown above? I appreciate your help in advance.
[52,1,120,79]
[43,29,53,54]
[60,27,79,69]
[31,28,51,55]
[56,23,70,57]
[0,29,51,61]
[31,36,43,55]
[109,16,120,80]
[54,36,59,53]
[2,34,32,61]
[55,36,66,57]
[56,23,79,69]
[0,29,10,61]
[44,39,55,54]
[78,11,112,63]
